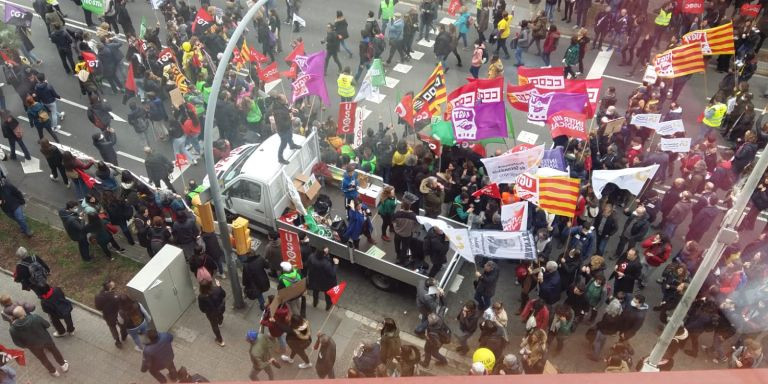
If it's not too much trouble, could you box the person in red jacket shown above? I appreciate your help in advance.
[520,298,549,332]
[639,233,672,289]
[718,262,744,295]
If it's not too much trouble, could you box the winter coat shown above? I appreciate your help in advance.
[306,251,337,291]
[434,30,453,56]
[620,212,650,242]
[666,199,692,225]
[242,254,270,298]
[58,209,86,242]
[39,287,73,319]
[94,289,120,323]
[9,313,54,349]
[144,152,173,181]
[380,329,401,363]
[141,332,175,371]
[387,18,405,42]
[14,255,50,292]
[618,302,648,339]
[415,279,439,315]
[596,313,622,335]
[265,239,282,273]
[172,216,199,245]
[0,182,25,216]
[612,256,641,293]
[641,236,672,266]
[538,270,562,305]
[33,82,60,105]
[93,131,118,165]
[198,286,226,316]
[584,279,604,307]
[420,179,444,218]
[26,102,51,129]
[324,30,341,54]
[565,289,590,315]
[475,265,500,297]
[594,213,618,239]
[315,336,337,376]
[457,307,481,334]
[353,343,381,375]
[423,227,449,266]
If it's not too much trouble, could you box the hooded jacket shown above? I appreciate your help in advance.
[242,254,270,297]
[9,313,53,349]
[59,209,86,242]
[420,179,444,218]
[34,82,60,105]
[39,286,73,319]
[423,227,450,266]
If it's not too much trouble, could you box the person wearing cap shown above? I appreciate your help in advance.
[278,261,306,318]
[247,329,278,380]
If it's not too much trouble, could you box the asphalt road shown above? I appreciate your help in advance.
[1,0,767,373]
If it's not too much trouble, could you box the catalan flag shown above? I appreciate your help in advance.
[538,176,580,217]
[681,22,735,55]
[414,63,447,115]
[241,39,251,63]
[653,43,706,78]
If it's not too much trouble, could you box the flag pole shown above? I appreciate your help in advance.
[305,95,317,134]
[308,305,337,359]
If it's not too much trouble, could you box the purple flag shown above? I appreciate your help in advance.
[4,4,32,27]
[291,51,329,105]
[450,78,507,141]
[527,89,589,126]
[541,147,567,171]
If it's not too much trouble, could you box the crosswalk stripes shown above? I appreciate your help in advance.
[410,51,425,60]
[392,63,413,74]
[417,39,435,48]
[384,77,400,88]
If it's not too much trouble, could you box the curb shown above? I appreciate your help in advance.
[0,266,103,318]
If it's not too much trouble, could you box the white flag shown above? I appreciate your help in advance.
[591,164,660,199]
[417,216,473,262]
[283,170,307,215]
[501,202,529,232]
[292,13,306,27]
[353,67,378,102]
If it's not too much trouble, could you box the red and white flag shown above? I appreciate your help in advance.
[191,7,213,34]
[326,281,347,305]
[447,0,461,16]
[250,47,269,65]
[501,201,529,231]
[0,345,25,366]
[279,228,303,270]
[81,51,99,72]
[547,110,588,140]
[514,173,539,204]
[740,3,761,17]
[258,62,279,83]
[284,41,305,64]
[175,153,188,168]
[417,132,443,157]
[337,102,358,135]
[395,94,415,127]
[471,182,501,199]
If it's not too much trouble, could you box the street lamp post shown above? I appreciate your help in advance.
[202,0,269,309]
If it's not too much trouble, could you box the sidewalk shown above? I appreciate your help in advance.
[2,200,470,383]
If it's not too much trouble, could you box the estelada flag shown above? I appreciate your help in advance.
[191,7,213,34]
[81,51,99,73]
[472,182,501,199]
[547,110,588,140]
[284,41,305,64]
[538,176,580,217]
[125,62,137,92]
[395,94,415,127]
[326,281,347,305]
[259,62,279,83]
[0,345,25,366]
[417,132,442,157]
[654,43,705,78]
[507,83,534,112]
[241,39,251,63]
[682,23,735,55]
[414,63,447,116]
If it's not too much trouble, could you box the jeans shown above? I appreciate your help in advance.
[118,221,135,245]
[639,255,656,284]
[45,102,61,129]
[414,313,429,334]
[459,32,468,47]
[662,222,678,239]
[544,3,555,21]
[277,129,298,161]
[340,39,353,56]
[149,361,178,383]
[474,291,491,311]
[495,38,510,57]
[106,320,127,343]
[151,177,176,193]
[592,329,608,358]
[596,236,610,256]
[18,46,39,63]
[50,313,75,335]
[172,136,192,163]
[419,21,434,41]
[653,24,667,49]
[128,320,148,349]
[8,206,30,235]
[76,238,91,261]
[29,343,65,374]
[542,52,551,66]
[470,65,480,78]
[456,329,473,350]
[564,1,573,20]
[7,137,31,159]
[515,46,525,66]
[185,134,201,154]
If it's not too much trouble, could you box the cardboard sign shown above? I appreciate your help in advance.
[630,113,662,127]
[651,119,685,135]
[279,228,303,270]
[169,88,184,108]
[660,137,692,152]
[603,117,625,136]
[642,65,658,84]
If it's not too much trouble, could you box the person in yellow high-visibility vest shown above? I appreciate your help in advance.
[337,67,356,102]
[379,0,396,35]
[652,3,673,49]
[700,96,727,142]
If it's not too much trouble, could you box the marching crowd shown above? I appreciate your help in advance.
[0,0,765,380]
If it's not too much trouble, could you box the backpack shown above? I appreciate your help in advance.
[197,265,212,283]
[20,256,47,287]
[38,106,50,123]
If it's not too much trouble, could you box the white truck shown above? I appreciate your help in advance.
[206,131,468,291]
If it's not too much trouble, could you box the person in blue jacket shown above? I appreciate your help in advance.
[343,200,366,249]
[341,164,359,205]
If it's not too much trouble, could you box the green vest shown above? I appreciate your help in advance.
[703,103,727,128]
[361,154,377,174]
[655,9,671,26]
[337,74,355,98]
[381,0,394,20]
[186,185,205,202]
[279,269,302,287]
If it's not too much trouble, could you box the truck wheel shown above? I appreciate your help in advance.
[370,273,395,291]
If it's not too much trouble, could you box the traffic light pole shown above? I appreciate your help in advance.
[203,0,268,309]
[642,144,768,371]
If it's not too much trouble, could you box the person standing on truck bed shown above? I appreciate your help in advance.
[392,199,419,265]
[342,164,359,206]
[269,94,301,165]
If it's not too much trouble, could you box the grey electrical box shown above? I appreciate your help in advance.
[126,245,196,332]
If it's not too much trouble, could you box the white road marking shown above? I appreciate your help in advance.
[393,63,413,73]
[117,151,145,163]
[16,116,71,136]
[366,93,386,104]
[417,39,435,48]
[586,50,612,79]
[410,51,425,60]
[0,145,42,173]
[384,76,400,88]
[601,74,643,85]
[58,98,127,123]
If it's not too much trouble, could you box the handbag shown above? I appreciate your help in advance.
[12,126,22,139]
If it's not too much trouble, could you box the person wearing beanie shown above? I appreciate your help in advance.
[13,247,50,296]
[278,262,306,318]
[248,329,279,380]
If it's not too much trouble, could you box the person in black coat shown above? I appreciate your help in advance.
[618,293,648,341]
[38,284,75,337]
[474,261,500,311]
[2,112,31,161]
[197,280,226,346]
[593,204,618,256]
[539,261,562,305]
[143,146,176,193]
[590,298,622,361]
[172,210,200,261]
[189,246,218,278]
[306,247,338,310]
[564,282,590,323]
[610,248,642,295]
[94,280,127,348]
[685,195,719,242]
[14,247,49,295]
[423,226,449,278]
[241,252,270,310]
[0,180,32,237]
[58,201,90,261]
[92,130,118,166]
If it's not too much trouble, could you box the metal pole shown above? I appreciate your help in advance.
[203,0,268,309]
[642,143,768,371]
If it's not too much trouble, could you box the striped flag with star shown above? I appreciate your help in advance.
[538,176,580,217]
[413,63,447,115]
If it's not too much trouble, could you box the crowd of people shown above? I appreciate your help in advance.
[0,0,765,380]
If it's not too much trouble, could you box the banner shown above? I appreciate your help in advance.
[449,78,507,141]
[468,230,536,260]
[514,173,538,204]
[682,23,735,55]
[565,78,602,117]
[337,102,357,135]
[740,3,761,17]
[326,281,347,305]
[4,4,32,27]
[175,153,188,168]
[416,216,474,262]
[395,94,415,127]
[417,132,442,157]
[538,176,580,217]
[517,66,565,90]
[414,63,447,115]
[258,62,279,83]
[654,43,705,78]
[506,83,534,112]
[660,137,692,152]
[630,113,662,127]
[81,0,106,14]
[156,47,177,66]
[279,228,303,270]
[642,65,658,83]
[650,119,685,135]
[471,183,501,199]
[548,110,587,140]
[541,147,567,172]
[283,171,307,215]
[680,0,704,13]
[501,202,529,232]
[354,64,379,103]
[481,145,544,183]
[591,164,660,199]
[191,7,213,34]
[353,106,364,148]
[370,59,385,87]
[528,89,589,126]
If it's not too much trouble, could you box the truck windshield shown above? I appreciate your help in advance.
[220,146,257,186]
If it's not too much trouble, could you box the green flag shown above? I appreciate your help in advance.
[506,106,517,145]
[139,16,147,39]
[81,0,106,15]
[370,59,385,88]
[430,119,456,146]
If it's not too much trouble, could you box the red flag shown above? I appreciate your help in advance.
[0,50,17,66]
[508,143,535,153]
[459,141,486,157]
[547,110,588,140]
[156,47,177,67]
[279,228,303,270]
[250,47,269,64]
[258,62,279,83]
[0,345,25,366]
[413,100,432,126]
[326,281,347,305]
[284,41,305,64]
[280,64,298,79]
[680,0,704,13]
[417,132,442,157]
[124,62,136,92]
[337,102,358,135]
[740,3,761,16]
[472,182,501,199]
[517,66,565,90]
[81,51,99,73]
[506,83,534,112]
[232,47,243,66]
[447,0,461,16]
[395,94,415,127]
[175,153,188,168]
[565,78,602,117]
[134,39,148,55]
[191,7,213,34]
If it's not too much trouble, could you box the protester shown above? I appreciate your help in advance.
[8,306,69,377]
